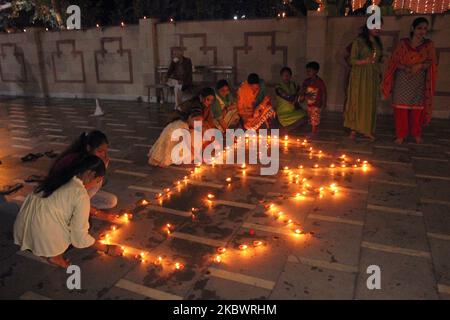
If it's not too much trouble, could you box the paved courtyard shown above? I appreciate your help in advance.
[0,96,449,300]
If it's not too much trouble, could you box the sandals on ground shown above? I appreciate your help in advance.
[44,150,58,159]
[25,175,46,183]
[0,183,24,195]
[21,153,44,162]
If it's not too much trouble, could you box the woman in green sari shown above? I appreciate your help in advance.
[343,25,383,140]
[275,67,307,132]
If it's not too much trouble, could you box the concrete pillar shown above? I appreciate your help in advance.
[139,18,160,100]
[305,10,328,71]
[24,28,48,98]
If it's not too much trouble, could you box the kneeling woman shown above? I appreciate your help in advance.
[148,110,204,167]
[14,156,123,268]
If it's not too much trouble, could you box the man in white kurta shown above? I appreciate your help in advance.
[14,176,95,257]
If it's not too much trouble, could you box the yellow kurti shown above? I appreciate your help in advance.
[344,37,382,135]
[14,177,95,257]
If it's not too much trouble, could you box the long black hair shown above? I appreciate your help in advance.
[59,130,108,160]
[35,155,106,198]
[410,17,429,38]
[50,130,108,173]
[359,24,383,52]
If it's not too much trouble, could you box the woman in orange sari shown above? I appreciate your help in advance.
[382,17,437,145]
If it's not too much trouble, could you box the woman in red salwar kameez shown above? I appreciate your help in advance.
[382,17,437,145]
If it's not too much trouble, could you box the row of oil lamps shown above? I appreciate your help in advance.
[97,136,370,271]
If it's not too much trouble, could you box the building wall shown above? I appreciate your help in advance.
[0,13,448,118]
[156,18,307,86]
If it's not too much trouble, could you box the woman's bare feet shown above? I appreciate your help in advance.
[415,136,423,144]
[47,255,70,268]
[349,131,356,140]
[394,138,404,145]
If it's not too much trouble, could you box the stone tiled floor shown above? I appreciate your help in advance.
[0,96,449,300]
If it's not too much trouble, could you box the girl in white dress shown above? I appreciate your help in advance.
[14,156,123,268]
[148,110,203,167]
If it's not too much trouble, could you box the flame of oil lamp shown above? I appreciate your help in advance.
[284,135,289,141]
[226,177,232,183]
[175,262,184,270]
[214,255,222,263]
[357,159,361,163]
[207,194,215,199]
[155,256,163,264]
[277,211,284,218]
[183,176,188,180]
[141,199,149,205]
[314,164,319,168]
[239,244,248,251]
[111,225,117,231]
[241,164,246,169]
[253,240,263,247]
[287,219,293,224]
[341,164,346,168]
[299,165,304,169]
[294,228,302,234]
[330,163,335,168]
[217,247,227,254]
[122,213,132,222]
[353,164,358,168]
[284,166,289,171]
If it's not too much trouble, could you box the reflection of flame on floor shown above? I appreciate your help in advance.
[96,136,371,273]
